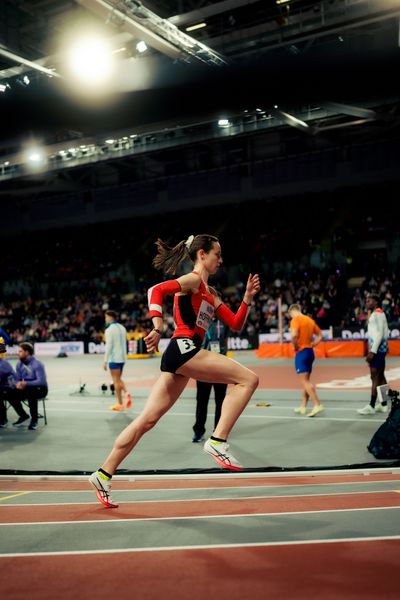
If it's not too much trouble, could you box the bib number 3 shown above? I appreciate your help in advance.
[177,338,196,355]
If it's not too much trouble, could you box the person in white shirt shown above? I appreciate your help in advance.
[104,310,132,411]
[357,294,389,415]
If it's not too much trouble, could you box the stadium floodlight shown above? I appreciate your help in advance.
[23,146,47,171]
[0,83,10,92]
[23,75,30,85]
[136,41,148,53]
[66,36,115,85]
[185,23,207,32]
[218,119,230,127]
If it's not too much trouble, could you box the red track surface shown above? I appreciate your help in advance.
[1,540,399,600]
[1,472,400,492]
[1,490,400,524]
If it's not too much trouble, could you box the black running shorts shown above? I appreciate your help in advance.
[160,336,202,374]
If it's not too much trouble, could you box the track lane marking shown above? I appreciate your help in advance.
[1,504,400,527]
[0,492,31,502]
[0,534,400,558]
[1,478,400,494]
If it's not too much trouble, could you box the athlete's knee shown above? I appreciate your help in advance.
[247,372,259,392]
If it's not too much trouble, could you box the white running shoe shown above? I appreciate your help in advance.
[307,404,325,417]
[203,438,243,471]
[374,403,388,414]
[89,471,118,508]
[357,404,375,415]
[294,406,307,415]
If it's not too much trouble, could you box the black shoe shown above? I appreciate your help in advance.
[192,434,205,443]
[0,421,8,429]
[28,420,38,430]
[13,415,30,426]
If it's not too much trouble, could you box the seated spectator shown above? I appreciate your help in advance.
[9,342,48,431]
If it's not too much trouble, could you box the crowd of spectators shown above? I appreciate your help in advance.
[1,194,399,344]
[1,268,399,346]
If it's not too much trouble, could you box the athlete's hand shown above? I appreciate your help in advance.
[244,273,261,302]
[366,352,375,364]
[144,330,161,353]
[103,363,108,371]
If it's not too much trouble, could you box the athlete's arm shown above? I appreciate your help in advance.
[312,323,323,347]
[147,280,182,318]
[290,317,299,351]
[370,312,385,354]
[290,329,299,352]
[214,273,260,332]
[145,272,202,352]
[215,301,250,332]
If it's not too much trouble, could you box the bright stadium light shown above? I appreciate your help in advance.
[23,146,47,171]
[186,23,207,32]
[136,41,148,54]
[66,36,115,85]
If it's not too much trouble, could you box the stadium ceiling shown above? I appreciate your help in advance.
[0,0,399,147]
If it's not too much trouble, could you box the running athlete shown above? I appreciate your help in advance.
[89,234,260,507]
[288,304,324,417]
[357,293,389,415]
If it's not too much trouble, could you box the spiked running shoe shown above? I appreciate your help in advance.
[110,404,124,411]
[203,438,243,471]
[125,393,132,409]
[294,406,307,415]
[89,471,118,508]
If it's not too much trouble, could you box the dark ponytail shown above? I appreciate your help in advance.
[152,234,219,276]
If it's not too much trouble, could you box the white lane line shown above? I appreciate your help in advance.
[1,468,399,481]
[34,407,385,422]
[1,534,400,558]
[2,488,400,507]
[1,479,400,493]
[1,505,400,527]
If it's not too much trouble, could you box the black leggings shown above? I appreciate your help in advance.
[5,386,48,421]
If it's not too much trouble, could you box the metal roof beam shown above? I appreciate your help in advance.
[324,102,378,120]
[77,0,227,65]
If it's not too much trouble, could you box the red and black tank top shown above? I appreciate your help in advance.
[172,274,215,341]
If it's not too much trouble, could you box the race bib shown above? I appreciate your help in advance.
[196,300,214,331]
[177,338,196,354]
[209,341,221,353]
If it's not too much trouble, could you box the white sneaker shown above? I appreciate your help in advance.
[374,403,388,414]
[89,471,118,508]
[357,404,375,415]
[294,406,307,415]
[203,438,243,471]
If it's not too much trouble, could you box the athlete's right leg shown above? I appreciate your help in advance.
[298,373,324,417]
[178,350,259,440]
[101,372,189,475]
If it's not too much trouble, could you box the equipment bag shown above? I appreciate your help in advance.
[368,396,400,459]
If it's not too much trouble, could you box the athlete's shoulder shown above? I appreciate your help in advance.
[177,271,202,292]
